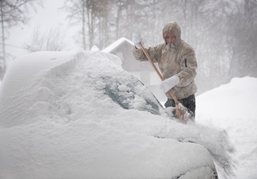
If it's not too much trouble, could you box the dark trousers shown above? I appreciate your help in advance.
[164,94,196,118]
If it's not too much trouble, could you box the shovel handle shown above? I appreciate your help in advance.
[139,42,179,105]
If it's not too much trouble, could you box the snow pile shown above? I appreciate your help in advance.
[0,51,233,179]
[197,76,257,179]
[197,77,257,119]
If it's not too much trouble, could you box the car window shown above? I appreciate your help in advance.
[98,75,164,115]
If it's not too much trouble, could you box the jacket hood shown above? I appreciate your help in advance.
[162,21,181,47]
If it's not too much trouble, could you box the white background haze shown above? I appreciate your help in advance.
[1,0,257,179]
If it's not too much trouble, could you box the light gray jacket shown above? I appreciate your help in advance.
[133,21,197,99]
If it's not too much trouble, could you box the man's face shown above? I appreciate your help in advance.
[165,33,176,44]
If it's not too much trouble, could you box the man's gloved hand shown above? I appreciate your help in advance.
[132,33,143,49]
[160,75,180,93]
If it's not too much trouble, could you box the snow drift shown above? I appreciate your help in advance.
[197,76,257,179]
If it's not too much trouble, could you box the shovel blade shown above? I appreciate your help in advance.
[176,103,194,123]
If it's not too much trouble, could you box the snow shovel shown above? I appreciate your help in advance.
[139,42,192,123]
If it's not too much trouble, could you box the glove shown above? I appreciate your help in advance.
[132,33,143,49]
[160,75,180,93]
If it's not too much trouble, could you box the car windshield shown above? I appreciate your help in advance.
[98,74,163,115]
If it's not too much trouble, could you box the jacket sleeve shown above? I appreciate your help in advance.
[132,44,163,63]
[176,47,197,87]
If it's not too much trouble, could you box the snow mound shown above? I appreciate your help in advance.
[197,76,257,178]
[197,76,257,119]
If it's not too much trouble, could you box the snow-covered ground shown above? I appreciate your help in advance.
[0,50,256,179]
[196,76,257,179]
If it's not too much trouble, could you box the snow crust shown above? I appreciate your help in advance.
[0,51,234,179]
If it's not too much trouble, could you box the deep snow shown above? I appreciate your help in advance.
[196,76,257,179]
[0,51,221,179]
[0,50,255,179]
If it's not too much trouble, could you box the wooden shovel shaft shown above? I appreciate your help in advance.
[139,42,179,105]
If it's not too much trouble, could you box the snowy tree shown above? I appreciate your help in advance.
[24,27,66,52]
[0,0,42,80]
[62,0,114,50]
[62,0,88,49]
[86,0,113,49]
[228,0,257,78]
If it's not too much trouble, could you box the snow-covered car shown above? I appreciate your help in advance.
[0,51,228,179]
